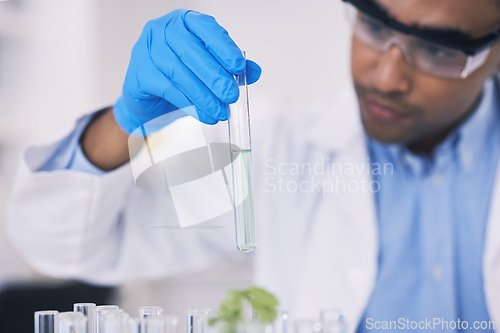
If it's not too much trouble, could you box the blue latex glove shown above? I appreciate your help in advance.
[113,9,262,133]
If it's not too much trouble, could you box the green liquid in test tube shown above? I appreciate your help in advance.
[228,51,257,252]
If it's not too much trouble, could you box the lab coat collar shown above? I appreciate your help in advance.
[295,82,379,328]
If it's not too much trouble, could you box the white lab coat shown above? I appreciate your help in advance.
[7,83,500,332]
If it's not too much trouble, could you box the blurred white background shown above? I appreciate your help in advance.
[0,0,351,321]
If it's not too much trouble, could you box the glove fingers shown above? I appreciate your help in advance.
[125,48,219,125]
[246,60,262,85]
[183,11,246,75]
[165,13,240,104]
[146,28,230,121]
[139,71,220,125]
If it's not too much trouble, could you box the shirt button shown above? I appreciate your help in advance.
[432,266,443,280]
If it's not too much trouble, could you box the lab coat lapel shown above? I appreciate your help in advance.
[483,162,500,326]
[293,92,378,332]
[482,75,500,325]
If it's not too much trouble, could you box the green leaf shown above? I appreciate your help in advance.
[245,286,279,323]
[218,290,244,323]
[208,286,280,332]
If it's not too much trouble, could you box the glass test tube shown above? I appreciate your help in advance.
[293,320,322,333]
[164,315,179,333]
[138,306,164,319]
[186,308,210,333]
[139,306,163,332]
[228,50,257,252]
[95,305,120,333]
[59,312,87,333]
[35,310,59,333]
[74,303,96,333]
[237,320,273,333]
[125,317,141,333]
[274,310,289,333]
[141,315,178,333]
[319,309,345,333]
[104,312,130,333]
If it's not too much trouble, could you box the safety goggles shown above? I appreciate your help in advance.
[343,0,500,79]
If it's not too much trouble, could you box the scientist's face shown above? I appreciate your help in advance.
[351,0,500,152]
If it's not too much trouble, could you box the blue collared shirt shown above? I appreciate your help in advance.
[357,77,500,333]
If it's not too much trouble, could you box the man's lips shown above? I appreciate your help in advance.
[361,98,409,123]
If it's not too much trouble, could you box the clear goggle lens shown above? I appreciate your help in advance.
[349,9,491,79]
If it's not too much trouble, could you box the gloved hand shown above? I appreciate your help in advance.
[113,9,262,133]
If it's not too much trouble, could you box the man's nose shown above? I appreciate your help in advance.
[371,42,412,94]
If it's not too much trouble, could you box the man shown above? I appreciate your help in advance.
[7,0,500,332]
